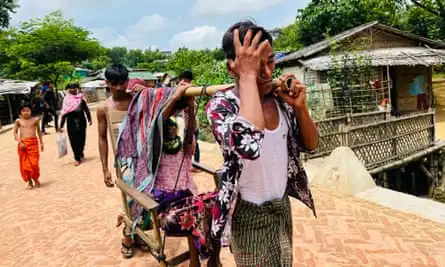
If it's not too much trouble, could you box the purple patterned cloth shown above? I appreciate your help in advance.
[116,87,175,220]
[153,189,218,259]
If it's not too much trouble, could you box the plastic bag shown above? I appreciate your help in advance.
[56,134,68,158]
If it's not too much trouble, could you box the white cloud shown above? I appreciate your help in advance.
[126,14,168,39]
[11,0,120,24]
[170,26,223,51]
[90,14,168,50]
[193,0,284,15]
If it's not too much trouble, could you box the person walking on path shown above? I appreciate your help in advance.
[206,20,319,266]
[59,83,92,166]
[178,70,201,172]
[97,63,133,188]
[96,64,146,258]
[41,81,59,134]
[14,104,44,189]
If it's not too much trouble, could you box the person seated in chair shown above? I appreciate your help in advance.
[149,81,220,267]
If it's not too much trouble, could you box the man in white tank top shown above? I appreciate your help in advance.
[206,21,319,266]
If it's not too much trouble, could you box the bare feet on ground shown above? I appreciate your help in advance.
[26,180,33,190]
[74,161,81,167]
[34,179,40,188]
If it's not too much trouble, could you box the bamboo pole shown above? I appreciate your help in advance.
[184,78,290,97]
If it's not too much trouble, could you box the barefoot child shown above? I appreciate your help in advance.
[14,104,44,189]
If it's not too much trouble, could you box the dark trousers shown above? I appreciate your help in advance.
[41,108,58,132]
[67,119,86,162]
[184,128,200,163]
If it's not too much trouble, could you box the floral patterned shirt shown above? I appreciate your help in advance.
[206,88,317,245]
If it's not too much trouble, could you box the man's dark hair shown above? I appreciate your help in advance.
[222,20,273,60]
[42,80,50,87]
[178,70,193,81]
[65,83,80,90]
[105,63,129,84]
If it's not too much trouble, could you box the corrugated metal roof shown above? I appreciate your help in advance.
[80,80,106,88]
[129,71,157,80]
[276,22,445,65]
[0,80,38,95]
[299,47,445,71]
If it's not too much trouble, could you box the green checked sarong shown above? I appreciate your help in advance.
[231,195,293,267]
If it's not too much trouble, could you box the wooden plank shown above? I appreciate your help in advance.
[167,251,190,266]
[116,179,159,211]
[192,161,216,175]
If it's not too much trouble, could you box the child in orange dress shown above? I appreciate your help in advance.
[14,104,44,189]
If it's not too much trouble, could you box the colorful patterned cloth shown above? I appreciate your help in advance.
[205,88,318,246]
[116,87,175,220]
[116,86,218,259]
[154,189,217,259]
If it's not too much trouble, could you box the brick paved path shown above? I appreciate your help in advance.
[1,115,445,267]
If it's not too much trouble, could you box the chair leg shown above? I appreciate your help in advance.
[151,210,165,259]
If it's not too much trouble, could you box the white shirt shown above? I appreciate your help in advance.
[238,100,289,205]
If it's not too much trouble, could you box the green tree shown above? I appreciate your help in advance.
[166,48,215,75]
[409,0,445,38]
[273,23,303,51]
[1,11,102,86]
[126,49,144,68]
[107,47,128,64]
[0,0,18,28]
[297,0,406,46]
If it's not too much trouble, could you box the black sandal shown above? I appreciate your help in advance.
[121,227,134,258]
[121,242,134,258]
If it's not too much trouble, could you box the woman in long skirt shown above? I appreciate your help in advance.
[59,83,92,166]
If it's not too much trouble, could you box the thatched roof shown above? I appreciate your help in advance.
[0,79,38,95]
[299,47,445,71]
[276,21,445,66]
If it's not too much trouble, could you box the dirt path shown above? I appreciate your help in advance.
[1,112,445,266]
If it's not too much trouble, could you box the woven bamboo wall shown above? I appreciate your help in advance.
[304,111,388,159]
[304,111,435,169]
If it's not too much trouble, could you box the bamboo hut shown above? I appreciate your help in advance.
[277,21,445,196]
[0,79,38,125]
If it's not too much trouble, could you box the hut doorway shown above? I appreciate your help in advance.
[391,66,432,115]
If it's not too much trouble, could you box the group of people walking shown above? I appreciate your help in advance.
[14,19,319,266]
[14,82,92,189]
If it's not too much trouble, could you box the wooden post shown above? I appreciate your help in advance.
[383,171,388,188]
[6,94,13,124]
[428,66,433,109]
[396,168,402,191]
[411,170,416,195]
[386,65,392,111]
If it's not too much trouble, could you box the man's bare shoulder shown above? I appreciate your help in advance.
[96,101,108,115]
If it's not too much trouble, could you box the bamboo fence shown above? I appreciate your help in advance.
[303,110,435,170]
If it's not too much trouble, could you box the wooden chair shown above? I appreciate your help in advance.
[106,107,221,266]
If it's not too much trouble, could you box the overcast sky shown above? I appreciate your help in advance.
[11,0,310,51]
